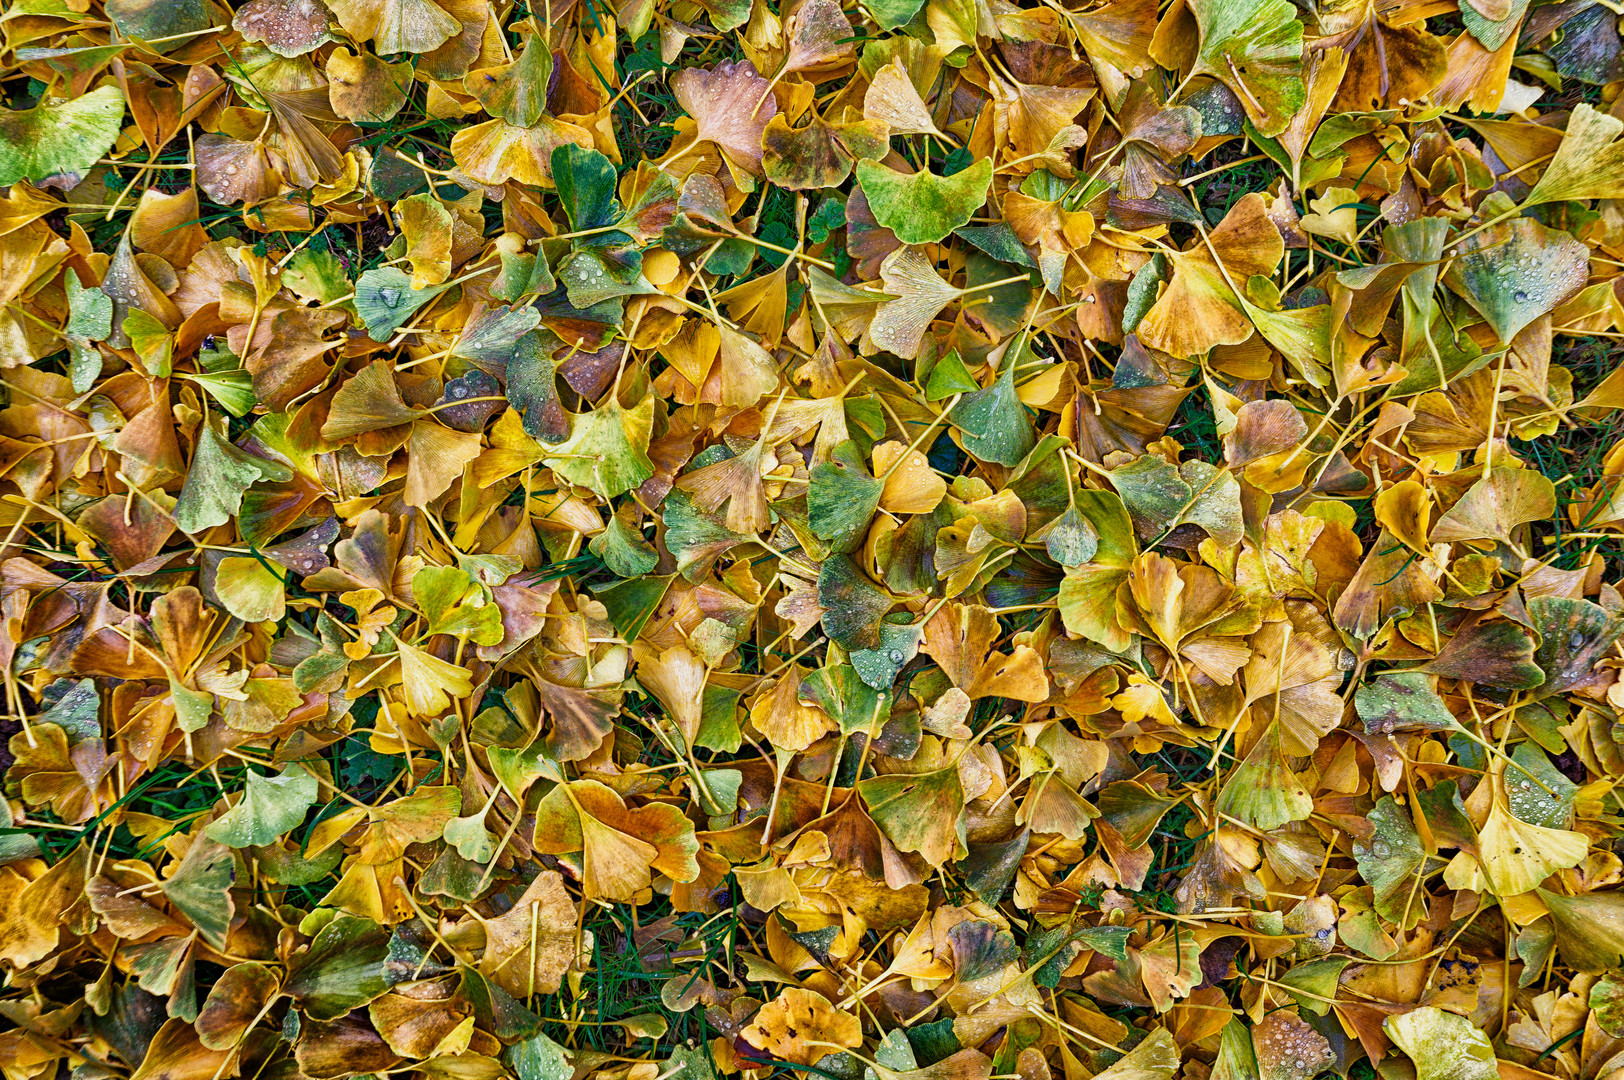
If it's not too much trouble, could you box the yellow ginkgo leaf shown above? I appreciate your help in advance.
[395,636,473,717]
[1478,794,1588,896]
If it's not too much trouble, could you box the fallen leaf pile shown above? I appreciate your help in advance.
[8,3,1624,1080]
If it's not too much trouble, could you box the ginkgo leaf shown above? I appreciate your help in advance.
[0,85,125,188]
[413,565,504,645]
[466,33,552,128]
[1188,0,1305,138]
[543,396,656,499]
[396,636,474,716]
[174,424,293,535]
[1527,102,1624,205]
[206,766,319,847]
[951,344,1036,467]
[215,556,288,624]
[475,870,585,997]
[553,144,622,233]
[1215,722,1312,831]
[856,159,994,245]
[1431,466,1556,545]
[857,761,965,866]
[532,780,700,900]
[236,0,336,58]
[1478,791,1587,896]
[670,61,778,181]
[864,246,963,359]
[864,59,943,138]
[1137,192,1284,358]
[1442,217,1588,342]
[354,266,452,339]
[744,988,863,1066]
[809,440,883,551]
[326,0,460,54]
[1383,1008,1497,1080]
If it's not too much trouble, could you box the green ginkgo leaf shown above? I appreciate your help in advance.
[799,663,887,735]
[354,266,451,339]
[855,158,993,245]
[413,564,505,645]
[0,85,125,187]
[590,510,659,577]
[857,761,966,866]
[205,766,320,848]
[443,811,496,863]
[1189,0,1305,138]
[818,554,894,651]
[544,396,656,499]
[106,0,212,51]
[1441,218,1589,343]
[64,269,112,394]
[552,143,623,234]
[173,423,294,535]
[1355,672,1457,734]
[809,440,883,552]
[951,347,1035,467]
[473,35,553,127]
[1383,1007,1497,1080]
[506,328,570,443]
[160,837,236,949]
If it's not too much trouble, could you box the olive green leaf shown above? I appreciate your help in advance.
[1529,594,1622,699]
[0,85,126,187]
[1109,454,1243,546]
[285,915,396,1021]
[809,440,883,552]
[1526,103,1624,205]
[354,266,452,339]
[590,510,659,577]
[106,0,213,49]
[473,35,553,127]
[1188,0,1305,138]
[1353,797,1428,929]
[1537,888,1624,973]
[1383,1007,1497,1080]
[160,837,236,950]
[543,396,656,499]
[412,564,505,645]
[855,158,993,245]
[64,269,112,394]
[951,346,1036,467]
[1441,218,1589,342]
[818,553,894,650]
[1355,672,1457,734]
[173,423,294,535]
[857,761,965,866]
[206,766,320,848]
[552,144,623,233]
[799,663,887,734]
[663,491,749,581]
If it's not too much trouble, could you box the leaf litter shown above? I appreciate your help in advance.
[3,4,1624,1080]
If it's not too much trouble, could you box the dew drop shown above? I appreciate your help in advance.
[886,649,904,664]
[380,287,403,308]
[1514,289,1529,303]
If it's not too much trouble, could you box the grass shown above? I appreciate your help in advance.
[1519,336,1624,577]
